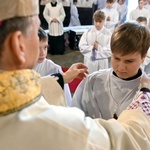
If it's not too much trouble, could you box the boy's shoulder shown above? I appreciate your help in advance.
[87,68,112,79]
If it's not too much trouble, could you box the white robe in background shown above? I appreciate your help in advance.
[57,0,70,7]
[101,7,119,32]
[96,0,106,10]
[69,4,81,26]
[79,26,112,73]
[72,68,145,119]
[129,7,150,25]
[116,2,128,25]
[43,2,65,36]
[81,0,94,8]
[34,59,72,106]
[144,4,150,10]
[142,47,150,73]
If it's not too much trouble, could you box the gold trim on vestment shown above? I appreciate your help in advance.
[0,69,41,116]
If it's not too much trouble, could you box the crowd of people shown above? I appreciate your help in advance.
[0,0,150,149]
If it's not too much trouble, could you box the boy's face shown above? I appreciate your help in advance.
[106,2,113,8]
[94,20,105,30]
[139,0,144,9]
[111,52,146,79]
[118,0,123,4]
[38,40,48,63]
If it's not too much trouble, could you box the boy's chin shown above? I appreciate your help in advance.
[38,58,45,63]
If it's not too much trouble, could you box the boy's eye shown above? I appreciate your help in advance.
[126,60,134,63]
[39,45,49,50]
[114,57,120,61]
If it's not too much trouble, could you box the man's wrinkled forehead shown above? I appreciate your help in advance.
[0,0,39,22]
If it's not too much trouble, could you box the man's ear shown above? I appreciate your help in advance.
[10,31,26,65]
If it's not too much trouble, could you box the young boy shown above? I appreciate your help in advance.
[69,0,81,26]
[43,0,66,55]
[129,0,149,25]
[101,0,119,32]
[72,22,150,119]
[34,28,72,106]
[136,16,150,73]
[136,16,148,26]
[79,10,112,73]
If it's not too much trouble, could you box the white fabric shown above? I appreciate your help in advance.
[0,97,150,150]
[72,68,145,119]
[101,7,119,32]
[144,4,150,10]
[0,0,39,21]
[43,2,66,36]
[116,2,128,25]
[41,76,66,106]
[142,47,150,73]
[69,4,81,26]
[96,0,106,10]
[57,0,70,6]
[0,72,150,150]
[40,0,50,5]
[79,26,112,73]
[34,59,72,106]
[129,7,150,25]
[81,0,94,8]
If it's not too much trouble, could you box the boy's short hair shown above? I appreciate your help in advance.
[106,0,114,3]
[38,27,48,41]
[93,10,105,22]
[73,0,78,3]
[136,16,147,24]
[111,22,150,57]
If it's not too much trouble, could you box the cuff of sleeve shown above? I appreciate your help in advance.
[140,88,150,93]
[51,73,64,89]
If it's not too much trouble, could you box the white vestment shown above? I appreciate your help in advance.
[79,26,112,73]
[81,0,94,8]
[72,68,144,119]
[34,59,72,106]
[96,0,106,10]
[57,0,70,6]
[69,4,81,26]
[116,2,128,25]
[129,7,150,25]
[101,7,119,33]
[43,2,65,36]
[142,47,150,73]
[0,70,150,150]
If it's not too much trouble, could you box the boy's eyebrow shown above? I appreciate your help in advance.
[113,55,137,60]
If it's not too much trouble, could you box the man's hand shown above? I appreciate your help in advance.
[141,74,150,89]
[62,63,89,83]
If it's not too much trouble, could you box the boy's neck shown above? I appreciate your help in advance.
[113,69,142,80]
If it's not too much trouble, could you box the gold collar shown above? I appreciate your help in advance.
[0,69,41,116]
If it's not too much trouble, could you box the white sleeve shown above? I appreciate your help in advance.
[43,4,53,23]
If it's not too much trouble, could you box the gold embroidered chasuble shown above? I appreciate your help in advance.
[0,70,41,116]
